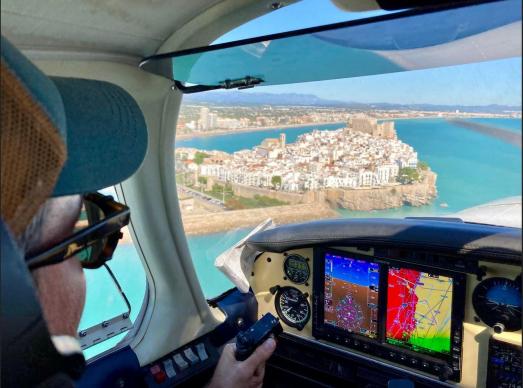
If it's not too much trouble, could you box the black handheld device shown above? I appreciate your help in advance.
[235,313,283,361]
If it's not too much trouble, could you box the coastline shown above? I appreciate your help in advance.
[178,171,437,235]
[175,121,345,140]
[175,114,516,141]
[180,202,338,235]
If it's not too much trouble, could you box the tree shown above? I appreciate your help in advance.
[198,176,208,185]
[398,167,420,184]
[193,151,210,165]
[271,175,282,189]
[418,161,429,170]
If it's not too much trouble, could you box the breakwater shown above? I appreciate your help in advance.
[181,203,338,235]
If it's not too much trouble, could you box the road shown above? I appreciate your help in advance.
[178,185,227,210]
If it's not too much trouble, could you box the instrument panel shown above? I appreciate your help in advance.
[249,246,522,388]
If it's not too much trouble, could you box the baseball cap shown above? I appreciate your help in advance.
[1,36,148,236]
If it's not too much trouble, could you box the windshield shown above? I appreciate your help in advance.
[170,0,522,299]
[142,1,521,89]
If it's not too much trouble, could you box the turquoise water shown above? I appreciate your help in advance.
[82,118,521,358]
[176,122,345,152]
[340,118,522,218]
[466,117,522,133]
[80,244,146,359]
[187,229,251,297]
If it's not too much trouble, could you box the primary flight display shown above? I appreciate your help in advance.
[323,253,380,338]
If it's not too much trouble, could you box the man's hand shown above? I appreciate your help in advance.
[207,337,276,388]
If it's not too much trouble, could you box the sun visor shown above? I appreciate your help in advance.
[140,0,521,93]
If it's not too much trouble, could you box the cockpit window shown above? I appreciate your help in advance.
[172,1,521,299]
[143,1,520,91]
[79,186,147,359]
[212,0,391,45]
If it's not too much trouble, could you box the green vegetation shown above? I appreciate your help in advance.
[204,183,288,209]
[204,183,234,202]
[226,195,288,210]
[198,176,208,185]
[397,161,430,184]
[398,167,421,184]
[176,172,194,187]
[193,151,210,165]
[418,161,429,170]
[271,175,282,189]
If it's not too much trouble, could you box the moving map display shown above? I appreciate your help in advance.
[386,267,453,355]
[324,253,380,338]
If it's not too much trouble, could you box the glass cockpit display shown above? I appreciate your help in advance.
[314,248,465,382]
[323,253,380,338]
[386,268,453,356]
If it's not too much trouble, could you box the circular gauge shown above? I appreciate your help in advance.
[275,286,311,330]
[472,277,522,332]
[283,254,310,284]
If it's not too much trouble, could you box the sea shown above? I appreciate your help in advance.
[81,117,521,358]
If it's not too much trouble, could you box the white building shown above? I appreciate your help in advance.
[199,107,209,130]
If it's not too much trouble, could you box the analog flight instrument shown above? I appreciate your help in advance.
[472,277,522,332]
[283,254,310,284]
[274,286,311,330]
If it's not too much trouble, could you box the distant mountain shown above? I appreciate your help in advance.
[364,102,522,114]
[184,91,348,107]
[183,91,521,114]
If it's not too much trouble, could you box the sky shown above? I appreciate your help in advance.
[211,0,522,106]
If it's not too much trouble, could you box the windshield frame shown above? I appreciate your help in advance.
[140,0,515,86]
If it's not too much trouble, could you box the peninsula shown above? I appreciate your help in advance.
[175,116,437,234]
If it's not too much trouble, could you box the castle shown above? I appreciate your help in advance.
[347,115,397,139]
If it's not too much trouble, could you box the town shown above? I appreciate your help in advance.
[176,115,424,193]
[176,104,521,137]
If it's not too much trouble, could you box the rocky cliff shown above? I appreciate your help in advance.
[325,170,437,211]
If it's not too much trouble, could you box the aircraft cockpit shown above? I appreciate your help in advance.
[1,0,521,387]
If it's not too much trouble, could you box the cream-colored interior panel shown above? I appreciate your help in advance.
[34,60,221,366]
[251,249,314,338]
[251,247,522,387]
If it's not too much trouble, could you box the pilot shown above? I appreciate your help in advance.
[0,36,275,387]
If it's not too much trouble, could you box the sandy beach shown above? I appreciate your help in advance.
[175,114,511,141]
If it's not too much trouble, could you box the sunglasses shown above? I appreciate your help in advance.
[26,192,130,271]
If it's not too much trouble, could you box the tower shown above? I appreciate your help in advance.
[280,133,286,148]
[200,107,209,130]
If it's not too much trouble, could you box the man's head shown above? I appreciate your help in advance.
[20,196,85,337]
[1,35,148,385]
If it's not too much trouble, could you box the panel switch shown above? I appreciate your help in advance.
[150,364,166,384]
[173,353,189,370]
[163,359,176,378]
[195,343,209,361]
[184,347,200,364]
